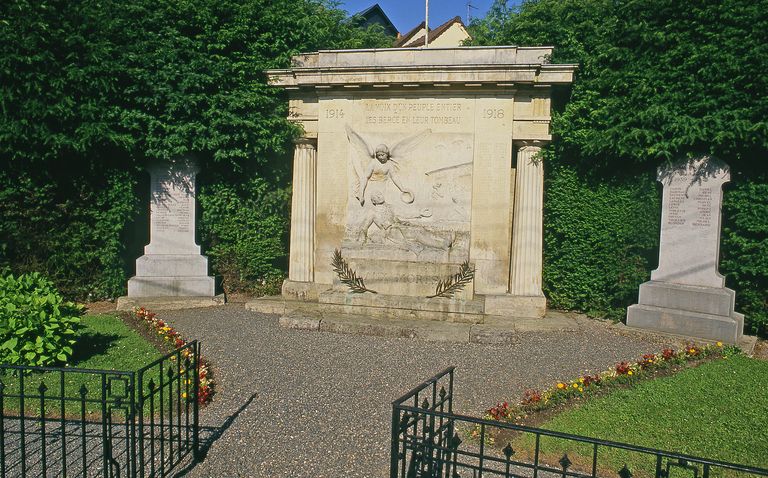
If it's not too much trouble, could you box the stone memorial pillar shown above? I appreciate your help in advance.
[627,157,744,343]
[127,159,216,297]
[282,139,318,300]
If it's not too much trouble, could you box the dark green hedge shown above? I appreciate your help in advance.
[471,0,767,334]
[543,158,661,320]
[0,0,393,299]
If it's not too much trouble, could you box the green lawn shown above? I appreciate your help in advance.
[514,356,768,477]
[1,314,164,415]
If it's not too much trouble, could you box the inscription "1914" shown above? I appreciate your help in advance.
[325,108,345,119]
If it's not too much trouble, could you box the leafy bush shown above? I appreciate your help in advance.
[199,177,290,294]
[543,160,660,320]
[721,179,768,335]
[0,170,139,300]
[0,273,83,366]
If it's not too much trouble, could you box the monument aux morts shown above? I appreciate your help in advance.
[247,47,576,324]
[117,158,221,311]
[627,157,744,344]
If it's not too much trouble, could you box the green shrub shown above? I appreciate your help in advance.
[199,177,290,294]
[0,170,139,300]
[543,160,661,320]
[721,179,768,335]
[0,273,83,366]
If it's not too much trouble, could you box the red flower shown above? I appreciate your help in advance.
[521,389,542,405]
[638,353,656,369]
[581,374,602,386]
[661,348,676,360]
[615,362,632,375]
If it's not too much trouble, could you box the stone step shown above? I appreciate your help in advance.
[276,309,580,344]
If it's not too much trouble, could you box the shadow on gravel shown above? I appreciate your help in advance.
[173,392,258,477]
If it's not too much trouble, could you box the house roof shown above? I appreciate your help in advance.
[353,3,398,37]
[396,16,470,48]
[393,20,426,48]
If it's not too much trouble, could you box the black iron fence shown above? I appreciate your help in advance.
[391,367,768,478]
[0,341,200,477]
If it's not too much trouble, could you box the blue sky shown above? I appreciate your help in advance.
[338,0,498,33]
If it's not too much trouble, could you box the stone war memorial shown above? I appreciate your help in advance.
[117,158,221,310]
[627,156,744,343]
[247,46,577,326]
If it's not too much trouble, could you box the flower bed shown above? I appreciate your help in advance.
[133,307,214,405]
[482,342,738,426]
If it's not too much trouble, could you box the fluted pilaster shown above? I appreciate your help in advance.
[288,139,317,282]
[509,143,544,296]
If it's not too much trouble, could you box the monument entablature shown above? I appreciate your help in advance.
[262,46,577,322]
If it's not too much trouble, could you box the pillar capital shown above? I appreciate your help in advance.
[515,140,547,153]
[293,137,317,149]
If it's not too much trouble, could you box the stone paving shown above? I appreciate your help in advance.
[154,304,680,478]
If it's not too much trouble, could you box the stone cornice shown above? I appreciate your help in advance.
[266,47,577,90]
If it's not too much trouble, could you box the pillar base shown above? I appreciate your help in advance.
[282,280,319,301]
[484,294,546,318]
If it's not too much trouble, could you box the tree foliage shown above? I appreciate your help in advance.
[471,0,768,332]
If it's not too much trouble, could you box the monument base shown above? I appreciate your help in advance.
[127,276,216,297]
[249,286,549,323]
[128,253,216,297]
[282,280,319,301]
[116,294,225,311]
[484,294,547,318]
[317,290,485,323]
[627,281,744,343]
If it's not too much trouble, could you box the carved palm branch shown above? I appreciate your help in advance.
[427,260,475,299]
[331,249,377,294]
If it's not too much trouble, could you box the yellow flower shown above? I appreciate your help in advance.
[557,383,566,389]
[628,370,633,376]
[578,387,583,392]
[182,392,187,399]
[572,383,579,389]
[716,341,723,347]
[579,378,585,383]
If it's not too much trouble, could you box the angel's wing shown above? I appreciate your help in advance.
[345,124,373,200]
[345,124,374,159]
[389,129,431,159]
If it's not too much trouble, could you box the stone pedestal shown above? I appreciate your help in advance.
[127,159,216,297]
[627,157,743,343]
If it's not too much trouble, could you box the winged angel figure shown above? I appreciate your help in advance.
[345,125,431,207]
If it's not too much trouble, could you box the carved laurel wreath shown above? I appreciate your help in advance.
[427,260,475,299]
[331,249,377,294]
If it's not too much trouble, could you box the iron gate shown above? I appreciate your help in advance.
[0,341,201,477]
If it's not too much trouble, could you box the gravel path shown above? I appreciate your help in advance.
[159,304,675,478]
